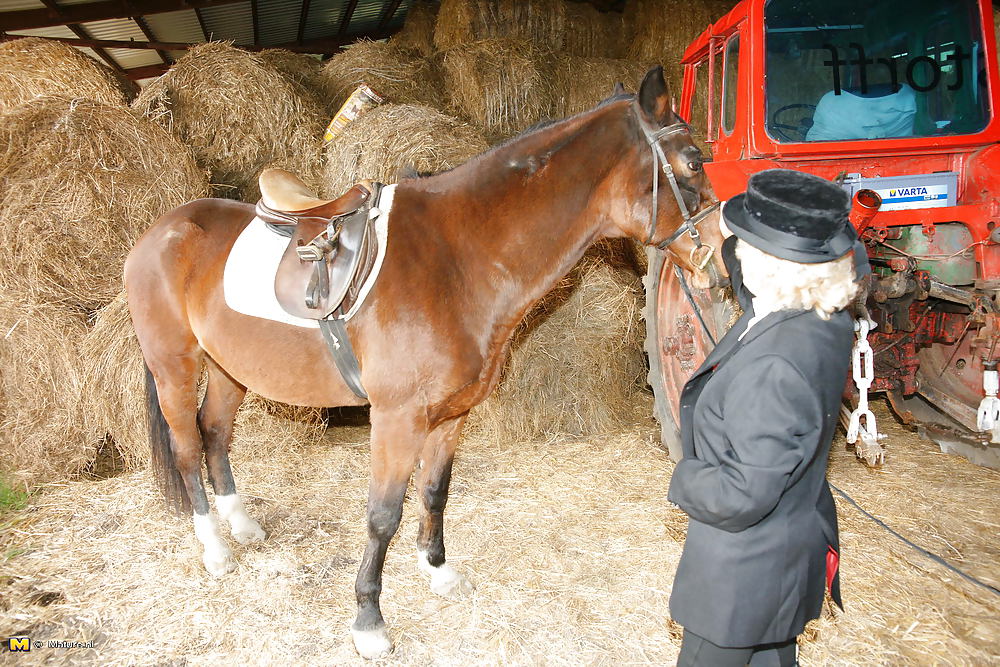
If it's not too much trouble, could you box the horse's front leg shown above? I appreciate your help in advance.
[415,414,474,598]
[351,407,425,659]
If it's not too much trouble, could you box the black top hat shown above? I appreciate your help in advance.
[722,169,856,263]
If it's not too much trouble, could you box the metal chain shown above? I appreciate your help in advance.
[846,318,885,465]
[975,362,1000,442]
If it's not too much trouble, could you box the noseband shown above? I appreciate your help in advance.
[632,102,721,271]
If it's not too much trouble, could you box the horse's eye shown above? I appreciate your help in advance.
[687,160,703,172]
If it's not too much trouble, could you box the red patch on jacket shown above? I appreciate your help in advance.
[826,545,839,592]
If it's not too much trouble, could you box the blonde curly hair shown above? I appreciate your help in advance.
[735,239,859,320]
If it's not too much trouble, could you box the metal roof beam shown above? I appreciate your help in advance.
[337,0,358,35]
[134,15,172,64]
[295,0,310,45]
[0,30,399,54]
[193,6,209,40]
[123,62,170,79]
[1,0,248,32]
[377,0,403,30]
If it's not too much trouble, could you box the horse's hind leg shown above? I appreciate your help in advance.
[147,349,236,576]
[200,359,264,545]
[415,414,474,598]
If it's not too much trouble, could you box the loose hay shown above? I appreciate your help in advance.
[317,40,444,114]
[441,38,554,141]
[389,0,439,56]
[469,249,647,440]
[0,96,209,309]
[0,37,133,113]
[0,294,91,485]
[320,103,488,195]
[133,42,327,201]
[433,0,567,52]
[3,401,998,664]
[550,54,651,118]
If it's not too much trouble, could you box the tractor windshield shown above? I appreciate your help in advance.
[764,0,990,143]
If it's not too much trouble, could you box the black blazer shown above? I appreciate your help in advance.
[667,236,851,647]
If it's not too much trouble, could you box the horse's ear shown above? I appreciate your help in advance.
[612,82,626,96]
[638,66,672,126]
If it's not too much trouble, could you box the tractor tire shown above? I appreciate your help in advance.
[643,248,735,461]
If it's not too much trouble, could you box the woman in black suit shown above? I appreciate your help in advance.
[668,169,865,666]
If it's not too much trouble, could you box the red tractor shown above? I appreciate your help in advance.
[646,0,1000,468]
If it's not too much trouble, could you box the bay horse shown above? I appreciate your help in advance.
[124,66,726,659]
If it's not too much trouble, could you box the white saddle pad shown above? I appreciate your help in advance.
[223,184,395,328]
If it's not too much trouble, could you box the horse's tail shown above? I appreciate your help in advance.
[145,364,191,515]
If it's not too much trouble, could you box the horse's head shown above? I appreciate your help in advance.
[606,67,728,289]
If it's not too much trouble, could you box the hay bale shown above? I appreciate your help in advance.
[433,0,566,52]
[258,49,324,93]
[468,247,646,439]
[441,38,553,141]
[562,4,630,59]
[79,292,148,470]
[133,42,326,201]
[625,0,734,94]
[550,55,650,118]
[0,96,209,309]
[0,294,91,485]
[389,1,439,56]
[80,292,328,472]
[0,37,134,113]
[317,40,444,114]
[321,103,488,195]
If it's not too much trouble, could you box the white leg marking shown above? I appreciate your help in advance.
[417,549,475,598]
[193,512,235,576]
[351,626,393,660]
[216,493,266,545]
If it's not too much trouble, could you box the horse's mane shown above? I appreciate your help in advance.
[402,92,637,181]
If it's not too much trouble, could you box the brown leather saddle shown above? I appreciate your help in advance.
[255,168,384,400]
[256,168,381,321]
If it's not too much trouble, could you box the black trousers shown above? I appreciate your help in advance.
[677,629,798,667]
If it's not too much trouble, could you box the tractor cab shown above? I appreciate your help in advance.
[644,0,1000,468]
[680,0,1000,173]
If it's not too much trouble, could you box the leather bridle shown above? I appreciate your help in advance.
[632,102,721,272]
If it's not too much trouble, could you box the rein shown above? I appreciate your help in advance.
[632,103,722,348]
[632,103,720,271]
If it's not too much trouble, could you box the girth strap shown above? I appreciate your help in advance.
[317,316,367,400]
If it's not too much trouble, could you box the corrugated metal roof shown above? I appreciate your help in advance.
[256,0,304,47]
[81,17,145,41]
[143,10,206,45]
[347,0,385,34]
[200,1,255,44]
[303,0,348,41]
[7,25,79,39]
[1,0,44,10]
[1,0,413,78]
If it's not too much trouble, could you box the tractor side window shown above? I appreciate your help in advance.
[690,58,711,148]
[764,0,989,143]
[722,34,740,134]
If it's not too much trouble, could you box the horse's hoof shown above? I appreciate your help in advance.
[202,549,236,577]
[429,564,475,599]
[351,626,393,659]
[232,520,266,545]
